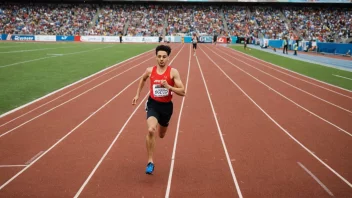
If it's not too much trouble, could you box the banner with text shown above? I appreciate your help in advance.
[80,36,104,42]
[8,35,35,41]
[56,36,75,41]
[35,35,56,42]
[198,36,213,43]
[123,36,159,43]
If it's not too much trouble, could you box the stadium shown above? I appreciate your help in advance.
[0,0,352,197]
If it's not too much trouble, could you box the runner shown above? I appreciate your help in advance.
[213,34,217,45]
[192,33,198,56]
[132,45,186,175]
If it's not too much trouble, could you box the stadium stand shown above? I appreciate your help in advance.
[0,0,351,47]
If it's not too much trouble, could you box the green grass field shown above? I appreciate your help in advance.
[0,42,157,114]
[230,45,352,91]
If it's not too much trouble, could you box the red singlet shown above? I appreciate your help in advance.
[149,66,174,103]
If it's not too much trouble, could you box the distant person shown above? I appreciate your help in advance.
[213,34,217,45]
[283,37,288,54]
[244,37,247,50]
[293,41,298,55]
[119,32,122,43]
[192,33,198,56]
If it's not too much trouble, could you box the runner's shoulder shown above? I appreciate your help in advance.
[170,67,180,78]
[145,66,154,74]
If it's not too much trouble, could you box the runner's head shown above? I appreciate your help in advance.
[155,45,171,67]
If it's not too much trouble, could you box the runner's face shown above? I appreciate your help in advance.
[156,51,169,67]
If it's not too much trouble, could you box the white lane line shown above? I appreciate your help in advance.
[165,45,192,198]
[0,51,153,128]
[0,54,155,139]
[297,162,334,197]
[195,54,243,198]
[333,74,352,81]
[228,47,352,94]
[200,46,352,189]
[0,46,113,68]
[73,93,149,198]
[25,151,44,165]
[0,46,77,53]
[0,165,27,168]
[214,47,352,113]
[74,44,185,198]
[0,76,142,191]
[205,47,352,137]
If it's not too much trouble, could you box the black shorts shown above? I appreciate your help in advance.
[193,43,197,49]
[145,96,173,127]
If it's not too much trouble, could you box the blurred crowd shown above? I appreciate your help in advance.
[0,3,351,42]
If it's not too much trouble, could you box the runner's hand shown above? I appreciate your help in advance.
[132,95,139,105]
[161,80,170,89]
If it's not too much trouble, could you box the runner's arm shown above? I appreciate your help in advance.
[169,68,185,96]
[135,67,151,97]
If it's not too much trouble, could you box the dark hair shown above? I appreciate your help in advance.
[156,45,171,56]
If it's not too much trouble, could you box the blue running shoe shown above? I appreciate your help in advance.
[146,162,155,175]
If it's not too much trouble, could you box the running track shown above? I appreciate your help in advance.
[0,43,351,198]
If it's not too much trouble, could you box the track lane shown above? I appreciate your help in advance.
[201,46,352,178]
[72,44,188,198]
[199,45,352,197]
[205,46,352,133]
[167,47,240,197]
[0,60,159,165]
[220,46,352,109]
[0,44,186,197]
[227,46,352,97]
[202,45,352,196]
[0,45,183,188]
[0,167,23,188]
[0,80,149,197]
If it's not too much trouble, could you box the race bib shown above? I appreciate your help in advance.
[153,84,169,97]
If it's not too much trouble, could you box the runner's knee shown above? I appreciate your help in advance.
[148,126,156,135]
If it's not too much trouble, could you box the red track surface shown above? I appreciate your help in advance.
[0,43,351,198]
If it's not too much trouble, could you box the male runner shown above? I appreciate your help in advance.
[213,34,217,45]
[192,33,198,56]
[132,45,186,175]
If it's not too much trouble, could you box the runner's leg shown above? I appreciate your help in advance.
[146,116,158,163]
[158,125,168,138]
